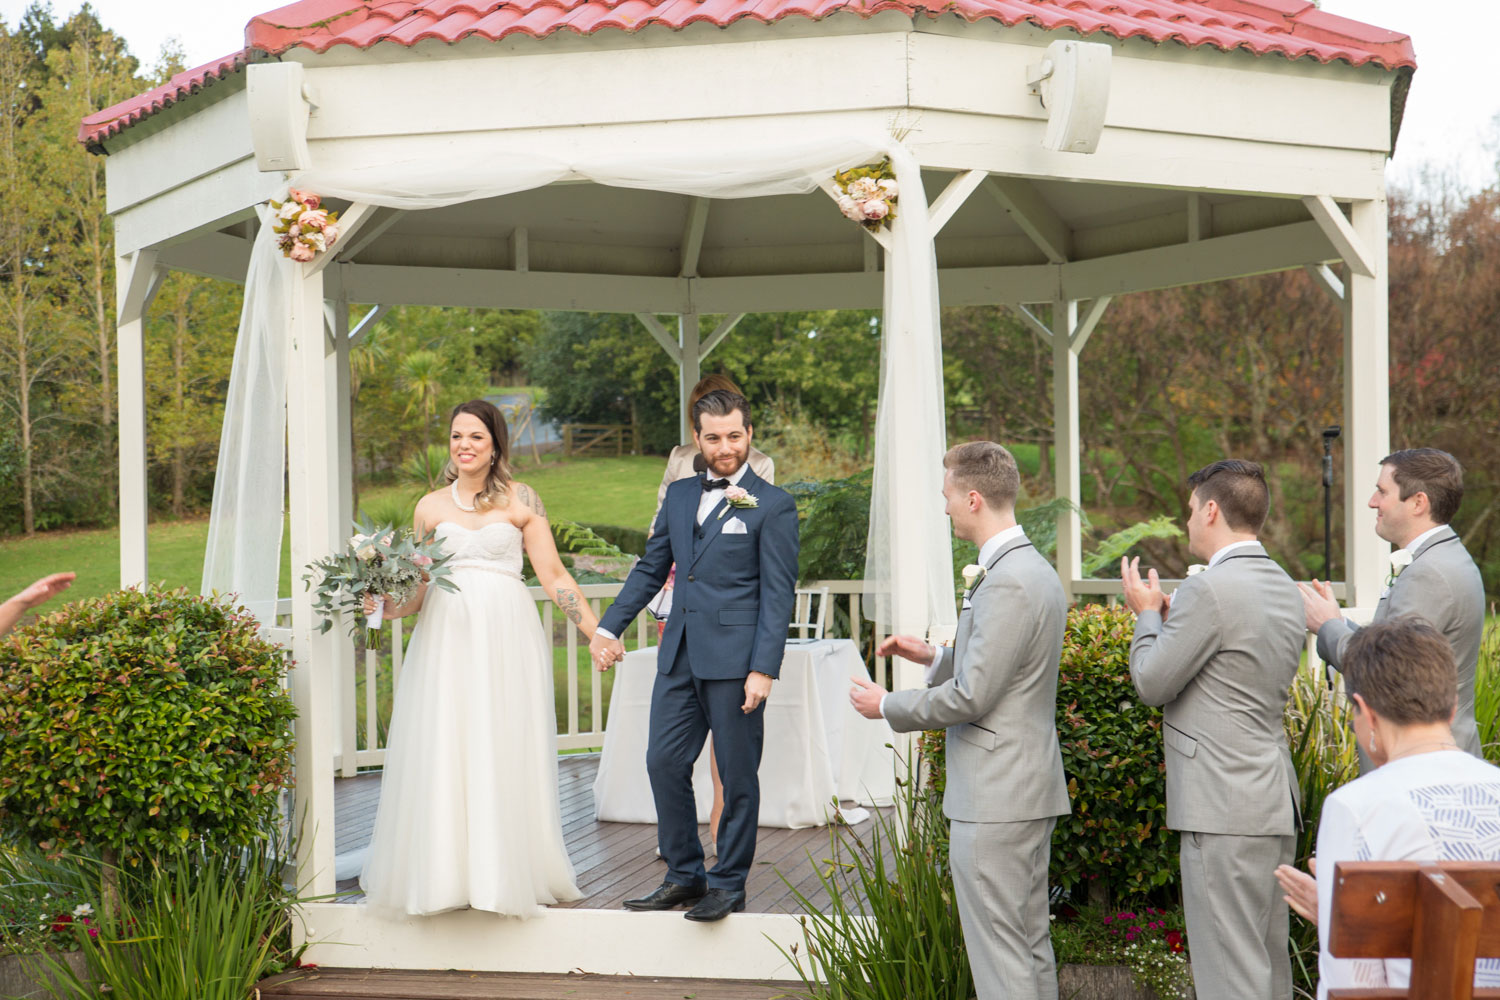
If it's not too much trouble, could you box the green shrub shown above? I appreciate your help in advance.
[0,586,297,861]
[1477,618,1500,763]
[1052,604,1176,903]
[579,521,648,557]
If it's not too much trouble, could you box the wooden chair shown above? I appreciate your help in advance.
[788,586,830,640]
[1328,861,1500,999]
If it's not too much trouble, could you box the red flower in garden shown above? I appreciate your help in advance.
[50,913,72,934]
[1165,929,1185,953]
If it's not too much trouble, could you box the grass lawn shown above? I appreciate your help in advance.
[0,456,664,608]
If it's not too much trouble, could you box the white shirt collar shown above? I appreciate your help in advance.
[703,462,749,489]
[1404,524,1447,554]
[1207,538,1260,569]
[978,524,1027,568]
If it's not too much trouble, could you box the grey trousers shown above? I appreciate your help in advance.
[1180,831,1295,1000]
[949,817,1058,1000]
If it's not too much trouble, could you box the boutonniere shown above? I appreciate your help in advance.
[959,564,986,610]
[1387,548,1414,586]
[718,485,759,518]
[1185,564,1208,577]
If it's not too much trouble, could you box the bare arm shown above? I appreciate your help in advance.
[516,483,601,638]
[0,572,76,636]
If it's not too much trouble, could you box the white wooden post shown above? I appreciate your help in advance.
[116,250,160,589]
[678,313,701,445]
[1052,299,1083,600]
[286,262,339,896]
[328,296,359,779]
[1342,196,1390,607]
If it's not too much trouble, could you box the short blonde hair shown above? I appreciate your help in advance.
[943,441,1019,510]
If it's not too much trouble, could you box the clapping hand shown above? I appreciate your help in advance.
[1274,858,1318,924]
[13,573,75,610]
[876,634,937,666]
[1298,579,1342,635]
[589,631,625,672]
[1120,557,1167,616]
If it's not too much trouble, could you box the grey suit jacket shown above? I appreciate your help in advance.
[1130,543,1304,837]
[1316,525,1486,756]
[882,536,1071,824]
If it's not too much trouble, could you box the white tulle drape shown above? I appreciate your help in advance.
[203,134,955,638]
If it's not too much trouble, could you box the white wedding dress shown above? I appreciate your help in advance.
[359,520,581,917]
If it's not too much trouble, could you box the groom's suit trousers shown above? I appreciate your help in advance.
[647,642,765,891]
[950,817,1058,1000]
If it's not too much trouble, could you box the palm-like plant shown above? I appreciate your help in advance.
[397,349,445,488]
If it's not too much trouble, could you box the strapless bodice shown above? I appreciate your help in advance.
[435,520,524,580]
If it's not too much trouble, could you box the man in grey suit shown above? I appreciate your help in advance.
[1121,459,1303,1000]
[1301,448,1485,759]
[850,441,1070,1000]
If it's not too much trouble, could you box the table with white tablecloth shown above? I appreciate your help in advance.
[592,638,896,829]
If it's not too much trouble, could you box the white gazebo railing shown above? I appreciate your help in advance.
[289,579,891,775]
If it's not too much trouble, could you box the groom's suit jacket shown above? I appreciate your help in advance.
[882,535,1071,824]
[1130,543,1303,836]
[1315,525,1485,756]
[599,465,798,681]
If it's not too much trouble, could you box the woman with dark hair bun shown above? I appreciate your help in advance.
[359,398,597,917]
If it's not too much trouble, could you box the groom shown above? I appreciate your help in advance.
[590,389,799,921]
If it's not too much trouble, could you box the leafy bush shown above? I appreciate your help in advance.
[578,521,648,558]
[1477,618,1500,763]
[777,758,971,1000]
[0,587,297,860]
[1052,604,1176,903]
[786,470,874,583]
[753,397,868,484]
[0,842,100,956]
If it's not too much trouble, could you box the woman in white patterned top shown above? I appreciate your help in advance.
[1275,617,1500,998]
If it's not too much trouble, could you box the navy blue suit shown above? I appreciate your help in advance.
[599,465,799,890]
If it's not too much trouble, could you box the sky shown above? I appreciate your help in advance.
[0,0,1496,195]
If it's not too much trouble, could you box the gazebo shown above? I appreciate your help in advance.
[85,0,1413,979]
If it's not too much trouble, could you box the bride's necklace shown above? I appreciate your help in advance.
[450,479,478,513]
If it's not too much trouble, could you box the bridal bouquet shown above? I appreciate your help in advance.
[270,188,341,263]
[303,517,458,648]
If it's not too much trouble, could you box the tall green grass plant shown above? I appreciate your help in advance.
[776,762,971,1000]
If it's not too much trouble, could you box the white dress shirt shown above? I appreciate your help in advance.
[1206,538,1261,569]
[595,461,748,642]
[1403,523,1447,554]
[877,524,1028,718]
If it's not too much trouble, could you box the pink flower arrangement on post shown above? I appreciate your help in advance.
[270,188,342,263]
[832,157,899,232]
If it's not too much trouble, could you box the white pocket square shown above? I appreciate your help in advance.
[961,598,973,611]
[722,517,748,535]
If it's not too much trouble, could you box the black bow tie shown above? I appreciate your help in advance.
[702,477,730,491]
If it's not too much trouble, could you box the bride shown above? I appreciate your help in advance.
[359,399,594,917]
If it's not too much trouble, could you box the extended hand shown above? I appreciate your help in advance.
[13,572,75,610]
[1120,557,1166,616]
[875,634,936,666]
[1298,580,1342,635]
[589,632,625,672]
[1274,858,1318,924]
[742,671,772,713]
[849,674,884,720]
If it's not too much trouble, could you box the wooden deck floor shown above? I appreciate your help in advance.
[333,753,886,915]
[257,968,798,999]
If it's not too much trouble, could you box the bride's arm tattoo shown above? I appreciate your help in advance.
[556,587,583,627]
[515,482,547,519]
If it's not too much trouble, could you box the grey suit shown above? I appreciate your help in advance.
[883,535,1070,1000]
[1130,543,1304,1000]
[1316,525,1486,757]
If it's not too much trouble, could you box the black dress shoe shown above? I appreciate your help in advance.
[684,887,746,922]
[623,880,707,911]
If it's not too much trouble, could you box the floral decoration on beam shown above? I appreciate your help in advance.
[271,189,341,262]
[832,158,899,232]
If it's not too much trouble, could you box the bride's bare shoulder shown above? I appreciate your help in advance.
[413,490,448,528]
[509,481,547,519]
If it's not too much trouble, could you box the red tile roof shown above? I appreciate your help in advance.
[80,0,1415,147]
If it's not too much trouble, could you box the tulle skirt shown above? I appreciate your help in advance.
[358,567,581,917]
